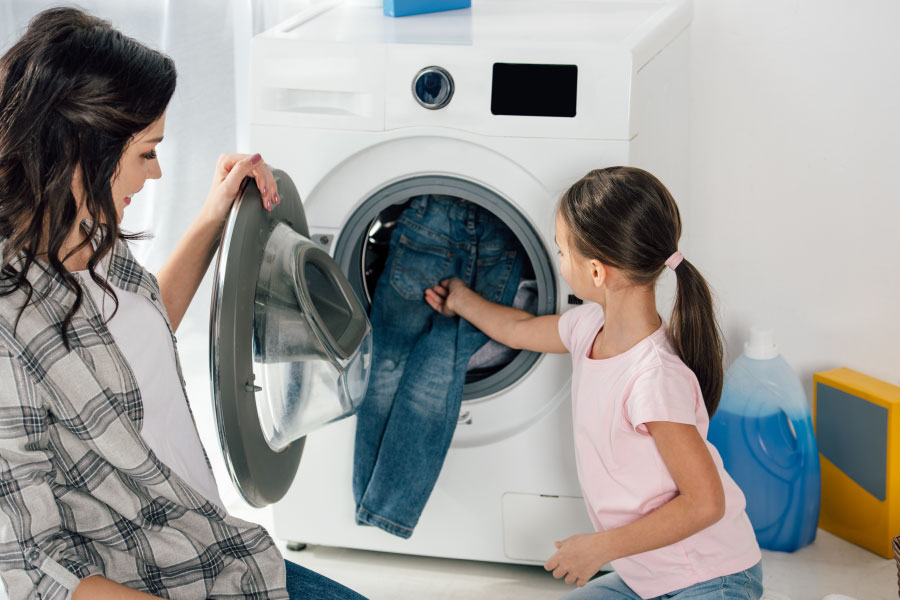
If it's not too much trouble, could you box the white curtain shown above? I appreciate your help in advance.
[1,0,319,513]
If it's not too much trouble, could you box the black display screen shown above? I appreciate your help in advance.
[491,63,578,118]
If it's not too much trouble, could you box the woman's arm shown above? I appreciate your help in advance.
[424,277,566,354]
[156,153,277,331]
[544,421,726,587]
[73,576,163,599]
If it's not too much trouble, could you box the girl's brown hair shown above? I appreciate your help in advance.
[0,7,176,348]
[559,166,724,416]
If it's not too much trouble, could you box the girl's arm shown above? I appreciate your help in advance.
[424,277,567,354]
[544,421,726,587]
[156,153,277,332]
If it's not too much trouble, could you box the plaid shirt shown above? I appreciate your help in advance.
[0,235,288,600]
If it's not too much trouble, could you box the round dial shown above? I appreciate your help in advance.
[412,66,454,110]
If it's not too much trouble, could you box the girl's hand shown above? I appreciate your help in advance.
[424,277,468,317]
[200,153,279,225]
[544,532,609,587]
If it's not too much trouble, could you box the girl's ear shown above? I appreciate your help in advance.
[588,259,606,288]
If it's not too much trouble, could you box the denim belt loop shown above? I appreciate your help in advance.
[466,203,477,232]
[414,195,428,218]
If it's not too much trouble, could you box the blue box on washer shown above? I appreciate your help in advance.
[384,0,470,17]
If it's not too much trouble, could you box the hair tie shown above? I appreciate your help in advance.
[665,251,684,271]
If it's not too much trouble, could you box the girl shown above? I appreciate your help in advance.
[0,8,366,600]
[425,167,763,599]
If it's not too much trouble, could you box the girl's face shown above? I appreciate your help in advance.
[109,112,166,223]
[555,211,602,301]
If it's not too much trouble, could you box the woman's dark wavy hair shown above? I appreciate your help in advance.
[558,167,725,417]
[0,7,176,349]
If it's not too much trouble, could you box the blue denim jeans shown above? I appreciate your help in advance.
[560,562,763,600]
[284,560,368,599]
[353,195,523,538]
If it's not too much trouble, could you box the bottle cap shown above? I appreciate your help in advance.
[743,327,778,360]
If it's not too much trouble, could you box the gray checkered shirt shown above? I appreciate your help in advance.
[0,235,288,599]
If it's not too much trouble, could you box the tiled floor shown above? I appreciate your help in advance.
[271,525,896,600]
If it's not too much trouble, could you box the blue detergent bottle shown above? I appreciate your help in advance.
[708,327,821,552]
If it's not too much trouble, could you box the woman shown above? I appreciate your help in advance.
[0,8,366,600]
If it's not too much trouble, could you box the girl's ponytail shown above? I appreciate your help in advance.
[668,259,724,417]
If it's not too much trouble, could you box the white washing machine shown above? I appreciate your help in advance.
[238,0,691,565]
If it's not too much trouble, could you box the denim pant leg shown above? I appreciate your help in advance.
[560,572,643,600]
[665,562,764,599]
[353,197,462,528]
[561,563,764,600]
[283,560,369,600]
[352,235,450,507]
[355,308,465,536]
[354,197,524,537]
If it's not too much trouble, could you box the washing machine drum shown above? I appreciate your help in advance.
[209,169,372,507]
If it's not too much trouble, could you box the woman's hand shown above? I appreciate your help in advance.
[424,277,469,317]
[200,153,278,225]
[156,152,277,331]
[544,532,609,587]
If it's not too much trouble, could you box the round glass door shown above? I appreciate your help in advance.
[332,175,556,402]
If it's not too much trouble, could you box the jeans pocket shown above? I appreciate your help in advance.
[473,248,517,303]
[389,234,455,301]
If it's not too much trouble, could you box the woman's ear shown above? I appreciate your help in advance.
[588,259,606,288]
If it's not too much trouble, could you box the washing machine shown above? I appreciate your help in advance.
[213,0,691,566]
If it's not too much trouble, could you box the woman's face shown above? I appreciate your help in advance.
[109,112,166,223]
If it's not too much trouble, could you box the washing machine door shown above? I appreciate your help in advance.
[209,169,372,507]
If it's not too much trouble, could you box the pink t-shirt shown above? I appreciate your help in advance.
[558,304,760,598]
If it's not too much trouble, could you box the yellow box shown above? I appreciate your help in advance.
[813,368,900,558]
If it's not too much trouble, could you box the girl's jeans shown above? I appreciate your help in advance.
[560,562,764,600]
[353,195,523,538]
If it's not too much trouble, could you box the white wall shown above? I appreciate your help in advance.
[690,0,900,396]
